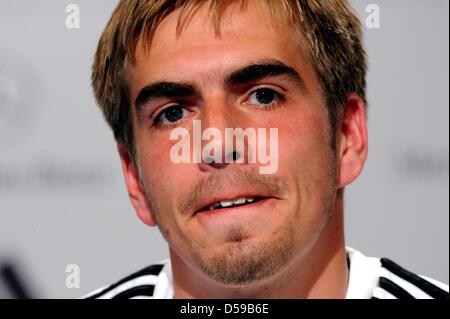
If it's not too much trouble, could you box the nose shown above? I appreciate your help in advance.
[197,100,253,172]
[203,150,242,169]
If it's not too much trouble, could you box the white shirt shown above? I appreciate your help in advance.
[85,247,449,299]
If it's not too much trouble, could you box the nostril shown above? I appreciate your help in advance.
[228,151,241,162]
[204,156,215,164]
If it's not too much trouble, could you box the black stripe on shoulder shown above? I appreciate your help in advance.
[86,264,164,299]
[380,258,449,299]
[379,277,415,299]
[111,285,155,299]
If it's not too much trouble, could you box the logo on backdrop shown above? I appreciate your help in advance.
[0,49,44,148]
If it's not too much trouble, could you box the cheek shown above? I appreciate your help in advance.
[275,112,331,175]
[139,133,186,180]
[274,113,336,239]
[136,134,196,213]
[274,110,335,217]
[136,135,198,245]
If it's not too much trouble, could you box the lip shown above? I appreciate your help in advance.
[194,193,274,215]
[194,197,276,230]
[196,197,273,215]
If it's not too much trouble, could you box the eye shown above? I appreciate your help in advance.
[246,88,282,107]
[154,105,190,126]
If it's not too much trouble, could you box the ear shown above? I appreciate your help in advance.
[337,93,368,189]
[117,144,157,227]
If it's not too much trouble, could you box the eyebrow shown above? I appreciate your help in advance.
[135,82,197,112]
[134,59,304,113]
[224,59,305,89]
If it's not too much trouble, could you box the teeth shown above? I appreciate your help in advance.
[233,198,246,205]
[208,202,221,210]
[207,197,256,210]
[220,200,234,207]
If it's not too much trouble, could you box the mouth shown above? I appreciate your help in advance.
[195,196,270,215]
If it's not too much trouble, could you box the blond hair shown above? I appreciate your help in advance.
[92,0,367,158]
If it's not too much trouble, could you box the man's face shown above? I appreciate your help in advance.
[126,2,338,285]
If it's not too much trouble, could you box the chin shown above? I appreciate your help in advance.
[190,223,296,286]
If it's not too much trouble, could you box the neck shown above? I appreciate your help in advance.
[171,194,348,298]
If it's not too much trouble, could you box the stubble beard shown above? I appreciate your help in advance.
[142,154,337,287]
[190,220,296,286]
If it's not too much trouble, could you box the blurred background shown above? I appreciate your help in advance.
[0,0,448,298]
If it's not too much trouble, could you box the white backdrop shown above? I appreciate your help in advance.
[0,0,448,298]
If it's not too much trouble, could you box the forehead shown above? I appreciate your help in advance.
[128,1,312,98]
